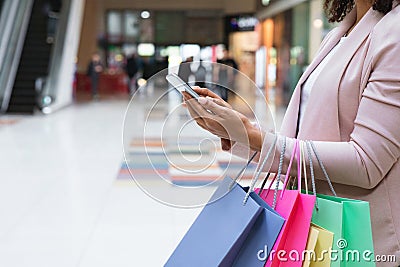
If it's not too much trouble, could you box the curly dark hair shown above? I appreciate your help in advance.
[324,0,395,22]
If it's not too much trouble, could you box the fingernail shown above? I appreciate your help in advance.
[198,97,207,104]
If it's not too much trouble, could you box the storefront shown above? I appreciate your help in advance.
[256,0,334,107]
[76,7,225,96]
[223,14,260,111]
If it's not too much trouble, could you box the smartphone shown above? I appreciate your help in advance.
[166,73,200,100]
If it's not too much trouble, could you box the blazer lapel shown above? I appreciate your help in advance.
[284,8,384,141]
[280,9,356,137]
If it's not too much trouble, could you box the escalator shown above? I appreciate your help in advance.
[0,0,82,114]
[6,0,59,113]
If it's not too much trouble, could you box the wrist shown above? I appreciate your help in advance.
[244,121,264,152]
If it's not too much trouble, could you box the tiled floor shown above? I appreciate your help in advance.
[0,84,285,266]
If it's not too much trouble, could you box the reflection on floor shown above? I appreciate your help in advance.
[0,83,286,266]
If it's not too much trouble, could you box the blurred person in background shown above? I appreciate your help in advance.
[86,52,104,100]
[141,57,159,95]
[141,57,156,81]
[194,60,207,88]
[213,48,238,101]
[178,56,194,83]
[125,53,139,95]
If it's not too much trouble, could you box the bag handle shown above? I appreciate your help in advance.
[229,150,258,190]
[243,134,278,205]
[297,140,318,210]
[258,172,277,196]
[301,141,308,193]
[259,136,286,209]
[256,136,287,209]
[257,136,286,196]
[257,137,301,209]
[280,139,300,199]
[258,172,271,195]
[296,140,301,190]
[306,140,337,197]
[304,140,317,196]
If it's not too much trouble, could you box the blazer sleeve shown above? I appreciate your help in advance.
[258,10,400,189]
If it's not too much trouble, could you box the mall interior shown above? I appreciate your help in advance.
[0,0,334,266]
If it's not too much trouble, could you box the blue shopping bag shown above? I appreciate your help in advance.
[164,176,264,267]
[232,190,285,266]
[165,136,284,267]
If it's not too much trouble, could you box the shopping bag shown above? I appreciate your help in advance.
[300,141,334,267]
[165,135,284,267]
[232,190,285,266]
[230,135,284,267]
[257,139,316,267]
[312,194,375,267]
[164,175,263,267]
[311,224,334,267]
[302,223,334,267]
[303,225,319,267]
[305,141,375,267]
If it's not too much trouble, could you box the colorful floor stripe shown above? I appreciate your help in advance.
[118,137,257,186]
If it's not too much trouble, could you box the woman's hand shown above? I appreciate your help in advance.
[183,87,234,150]
[182,87,231,108]
[183,88,263,151]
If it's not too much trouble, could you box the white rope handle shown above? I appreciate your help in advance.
[243,134,278,205]
[301,141,308,193]
[307,140,337,196]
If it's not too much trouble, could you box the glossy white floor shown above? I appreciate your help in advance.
[0,86,284,266]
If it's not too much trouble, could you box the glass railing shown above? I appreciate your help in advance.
[40,0,76,112]
[0,0,34,112]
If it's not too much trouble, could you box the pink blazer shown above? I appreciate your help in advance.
[237,3,400,264]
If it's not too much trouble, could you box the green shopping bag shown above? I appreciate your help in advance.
[306,141,375,267]
[312,194,375,267]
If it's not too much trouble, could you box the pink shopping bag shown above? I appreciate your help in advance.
[256,139,316,267]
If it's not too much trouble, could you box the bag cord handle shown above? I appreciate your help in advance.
[229,150,258,190]
[306,140,337,197]
[243,134,278,205]
[271,137,287,209]
[257,136,285,209]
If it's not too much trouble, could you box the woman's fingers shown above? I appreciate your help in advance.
[192,87,232,107]
[210,97,232,109]
[183,91,237,141]
[182,91,194,101]
[183,92,216,130]
[186,97,214,118]
[198,97,227,116]
[184,98,211,130]
[192,87,221,99]
[183,88,231,109]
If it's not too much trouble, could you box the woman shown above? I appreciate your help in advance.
[184,0,400,265]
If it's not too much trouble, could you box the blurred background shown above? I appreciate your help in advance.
[0,0,335,266]
[0,0,335,113]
